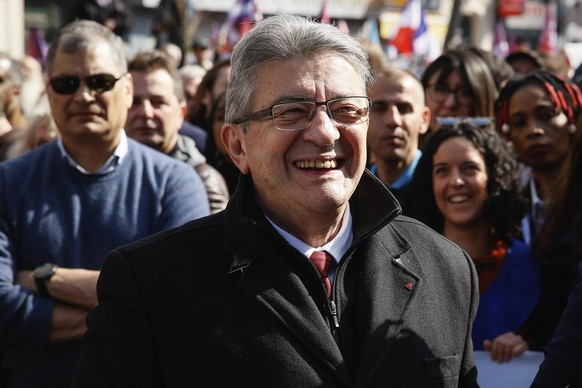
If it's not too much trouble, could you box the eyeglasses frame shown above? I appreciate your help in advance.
[426,84,474,105]
[232,96,372,131]
[49,73,126,95]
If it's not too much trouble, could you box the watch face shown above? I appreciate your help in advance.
[34,263,57,279]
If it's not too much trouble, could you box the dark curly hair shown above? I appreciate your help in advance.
[406,122,526,245]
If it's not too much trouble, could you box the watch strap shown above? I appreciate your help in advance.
[35,275,51,297]
[34,264,57,297]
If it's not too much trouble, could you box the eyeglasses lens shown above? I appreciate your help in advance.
[429,85,473,105]
[50,74,121,95]
[271,97,370,131]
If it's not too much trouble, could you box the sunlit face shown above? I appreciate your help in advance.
[425,70,474,130]
[432,137,489,228]
[47,39,132,145]
[126,69,184,154]
[221,55,368,230]
[506,84,571,173]
[367,74,429,166]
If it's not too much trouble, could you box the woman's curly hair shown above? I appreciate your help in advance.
[406,122,527,245]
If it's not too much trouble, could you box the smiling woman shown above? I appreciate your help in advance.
[406,122,544,362]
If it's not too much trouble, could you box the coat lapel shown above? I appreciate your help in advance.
[351,226,419,387]
[234,245,352,385]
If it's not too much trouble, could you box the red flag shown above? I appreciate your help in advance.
[539,2,558,54]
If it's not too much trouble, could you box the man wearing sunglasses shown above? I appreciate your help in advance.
[0,20,209,388]
[72,15,479,387]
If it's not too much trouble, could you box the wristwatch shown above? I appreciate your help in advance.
[34,263,58,297]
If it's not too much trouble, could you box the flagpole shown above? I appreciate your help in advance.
[443,0,461,50]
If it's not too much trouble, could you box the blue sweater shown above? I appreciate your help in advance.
[0,138,209,386]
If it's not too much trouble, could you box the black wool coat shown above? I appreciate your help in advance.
[71,171,480,387]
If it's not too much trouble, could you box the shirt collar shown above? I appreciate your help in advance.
[57,130,129,175]
[368,149,422,190]
[266,202,353,266]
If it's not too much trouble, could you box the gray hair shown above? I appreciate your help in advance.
[225,15,372,131]
[45,20,127,76]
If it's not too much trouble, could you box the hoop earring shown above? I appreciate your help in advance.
[568,123,576,134]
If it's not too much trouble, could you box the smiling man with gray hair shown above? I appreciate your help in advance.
[71,15,478,387]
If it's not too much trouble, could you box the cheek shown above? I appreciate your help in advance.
[432,178,445,205]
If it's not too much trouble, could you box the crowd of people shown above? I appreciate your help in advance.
[0,10,580,388]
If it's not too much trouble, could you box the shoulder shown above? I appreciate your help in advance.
[127,138,197,175]
[385,215,474,271]
[389,215,457,248]
[116,212,223,264]
[0,141,57,178]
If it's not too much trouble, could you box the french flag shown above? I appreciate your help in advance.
[389,0,429,57]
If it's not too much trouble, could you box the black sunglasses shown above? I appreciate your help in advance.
[49,73,125,95]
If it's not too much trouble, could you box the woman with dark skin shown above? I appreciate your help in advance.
[532,116,582,385]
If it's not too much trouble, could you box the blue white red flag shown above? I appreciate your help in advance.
[389,0,427,56]
[388,0,440,60]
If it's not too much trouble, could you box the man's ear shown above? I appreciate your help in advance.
[180,101,187,119]
[221,123,249,174]
[420,106,431,135]
[124,73,134,109]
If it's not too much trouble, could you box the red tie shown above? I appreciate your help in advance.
[309,250,333,299]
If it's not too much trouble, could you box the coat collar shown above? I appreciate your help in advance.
[224,169,401,257]
[222,171,409,384]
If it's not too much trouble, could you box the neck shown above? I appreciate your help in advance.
[61,133,120,173]
[264,202,346,248]
[374,158,408,186]
[443,219,493,259]
[532,171,557,202]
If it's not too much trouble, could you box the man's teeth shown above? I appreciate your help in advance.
[295,160,337,169]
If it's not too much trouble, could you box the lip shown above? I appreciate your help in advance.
[446,193,471,205]
[381,134,404,144]
[526,143,552,156]
[70,111,102,118]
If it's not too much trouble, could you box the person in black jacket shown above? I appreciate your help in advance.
[71,15,479,387]
[532,263,582,386]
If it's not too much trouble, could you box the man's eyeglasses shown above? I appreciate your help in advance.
[49,73,125,95]
[232,96,371,131]
[426,84,473,105]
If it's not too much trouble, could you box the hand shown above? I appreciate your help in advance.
[483,332,528,363]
